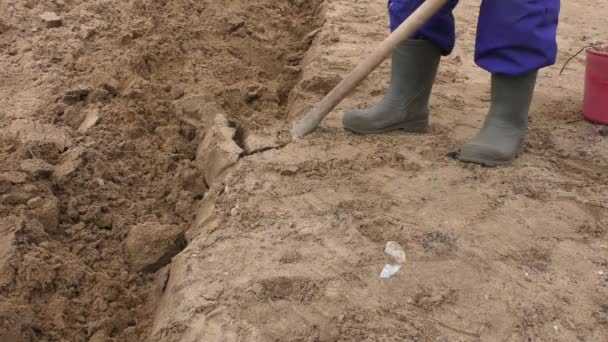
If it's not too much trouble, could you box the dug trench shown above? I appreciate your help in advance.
[0,0,325,341]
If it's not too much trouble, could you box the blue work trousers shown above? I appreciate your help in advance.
[388,0,561,76]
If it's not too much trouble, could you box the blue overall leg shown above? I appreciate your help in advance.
[475,0,561,76]
[388,0,459,55]
[388,0,560,75]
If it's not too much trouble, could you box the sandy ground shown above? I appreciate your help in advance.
[1,0,607,341]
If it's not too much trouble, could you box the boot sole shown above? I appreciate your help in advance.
[457,154,513,167]
[344,120,428,135]
[458,143,524,167]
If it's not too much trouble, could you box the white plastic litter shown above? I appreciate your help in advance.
[380,264,401,279]
[380,242,406,279]
[384,241,406,263]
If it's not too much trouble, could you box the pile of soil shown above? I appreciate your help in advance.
[0,0,321,341]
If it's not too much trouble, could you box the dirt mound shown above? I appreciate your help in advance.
[0,0,322,341]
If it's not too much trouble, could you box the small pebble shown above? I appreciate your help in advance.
[63,87,90,104]
[280,166,299,176]
[227,17,245,32]
[27,196,44,209]
[446,151,459,160]
[39,12,62,28]
[87,87,110,103]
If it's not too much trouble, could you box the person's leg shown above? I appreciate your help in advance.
[389,0,458,55]
[459,0,560,166]
[474,0,560,76]
[343,0,458,134]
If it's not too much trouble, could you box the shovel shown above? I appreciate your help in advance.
[292,0,449,138]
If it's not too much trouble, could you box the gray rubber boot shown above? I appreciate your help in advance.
[459,72,538,166]
[343,40,441,134]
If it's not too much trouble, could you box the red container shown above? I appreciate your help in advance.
[584,46,608,125]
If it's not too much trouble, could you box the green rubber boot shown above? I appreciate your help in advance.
[343,40,441,134]
[459,72,538,166]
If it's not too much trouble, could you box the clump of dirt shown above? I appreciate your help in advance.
[594,304,608,325]
[279,250,303,264]
[577,221,607,239]
[519,246,553,272]
[0,0,323,341]
[257,277,325,303]
[125,222,186,273]
[414,288,458,311]
[420,230,458,256]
